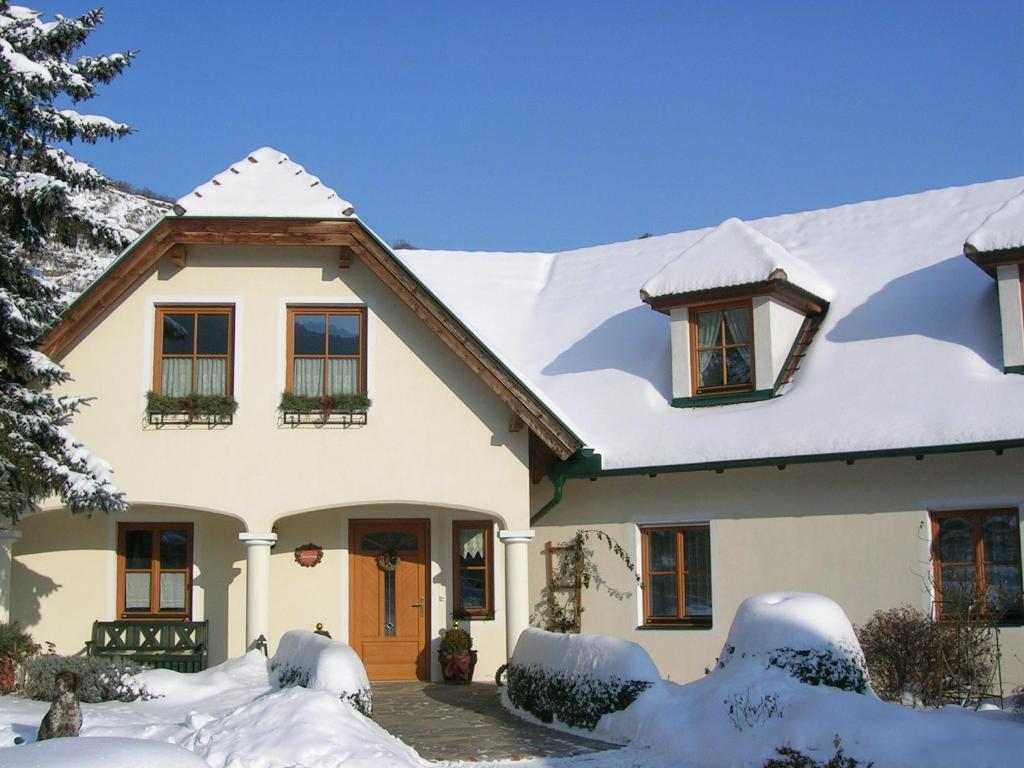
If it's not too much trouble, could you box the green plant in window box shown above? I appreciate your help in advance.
[278,392,371,415]
[438,612,477,684]
[145,391,239,419]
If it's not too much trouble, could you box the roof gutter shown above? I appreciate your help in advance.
[529,438,1024,525]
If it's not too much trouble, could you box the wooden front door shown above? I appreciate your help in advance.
[349,519,430,680]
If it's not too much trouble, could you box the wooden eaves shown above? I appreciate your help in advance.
[39,216,584,460]
[963,243,1024,278]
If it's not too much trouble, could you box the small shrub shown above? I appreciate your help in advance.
[0,622,40,662]
[438,627,472,656]
[856,603,999,707]
[725,689,785,731]
[21,655,151,703]
[763,738,873,767]
[505,663,651,730]
[766,646,868,694]
[268,660,372,716]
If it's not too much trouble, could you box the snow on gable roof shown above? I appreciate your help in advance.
[174,147,355,219]
[398,177,1024,471]
[640,216,831,303]
[965,187,1024,254]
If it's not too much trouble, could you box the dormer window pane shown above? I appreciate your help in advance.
[693,302,754,393]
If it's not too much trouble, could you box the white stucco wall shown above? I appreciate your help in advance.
[531,450,1024,690]
[13,243,531,677]
[996,264,1024,370]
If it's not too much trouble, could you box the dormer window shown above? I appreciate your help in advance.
[640,218,831,408]
[963,188,1024,375]
[691,301,754,394]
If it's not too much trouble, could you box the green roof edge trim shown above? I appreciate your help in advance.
[532,438,1024,524]
[672,389,773,408]
[1005,365,1024,376]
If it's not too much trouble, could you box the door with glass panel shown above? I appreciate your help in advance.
[349,520,429,680]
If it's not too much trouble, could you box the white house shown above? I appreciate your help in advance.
[3,148,1023,688]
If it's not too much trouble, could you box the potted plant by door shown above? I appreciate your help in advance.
[438,617,477,684]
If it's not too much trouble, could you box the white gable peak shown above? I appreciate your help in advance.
[640,217,831,302]
[174,147,355,219]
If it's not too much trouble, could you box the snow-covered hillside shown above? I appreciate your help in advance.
[33,184,170,300]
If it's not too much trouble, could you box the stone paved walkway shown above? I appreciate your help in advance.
[371,682,618,762]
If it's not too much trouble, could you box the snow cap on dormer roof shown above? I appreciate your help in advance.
[174,147,355,219]
[640,217,832,303]
[965,187,1024,254]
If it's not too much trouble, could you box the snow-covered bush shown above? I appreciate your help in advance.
[21,654,150,702]
[719,593,869,694]
[503,628,659,731]
[269,630,371,715]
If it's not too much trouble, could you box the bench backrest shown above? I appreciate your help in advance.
[90,621,208,652]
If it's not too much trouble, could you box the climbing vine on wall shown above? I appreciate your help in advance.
[536,529,643,634]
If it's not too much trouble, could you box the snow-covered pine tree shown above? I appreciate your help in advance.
[0,2,135,522]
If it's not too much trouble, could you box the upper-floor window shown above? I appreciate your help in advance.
[117,522,193,620]
[286,306,367,396]
[689,301,754,395]
[154,306,234,396]
[931,508,1023,622]
[452,521,494,618]
[641,525,712,627]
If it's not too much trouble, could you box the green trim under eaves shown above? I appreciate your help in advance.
[1005,365,1024,375]
[672,389,773,408]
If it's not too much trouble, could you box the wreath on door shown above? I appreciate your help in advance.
[376,548,401,572]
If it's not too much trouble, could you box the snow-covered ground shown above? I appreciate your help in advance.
[2,599,1023,767]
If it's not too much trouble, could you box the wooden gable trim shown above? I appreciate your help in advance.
[39,217,582,460]
[642,278,828,317]
[964,244,1024,278]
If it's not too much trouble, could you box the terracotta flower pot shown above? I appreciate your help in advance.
[439,650,478,684]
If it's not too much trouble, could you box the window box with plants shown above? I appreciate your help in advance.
[146,391,238,427]
[279,392,371,426]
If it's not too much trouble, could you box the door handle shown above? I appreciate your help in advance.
[411,600,424,616]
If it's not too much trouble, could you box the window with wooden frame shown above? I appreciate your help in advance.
[154,306,234,396]
[452,521,494,618]
[117,523,193,620]
[689,301,754,395]
[931,509,1023,622]
[642,525,712,627]
[286,306,367,396]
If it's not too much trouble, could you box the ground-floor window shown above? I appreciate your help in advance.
[117,523,193,620]
[452,521,494,618]
[641,525,712,627]
[931,508,1023,621]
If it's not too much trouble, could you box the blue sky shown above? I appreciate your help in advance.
[38,1,1024,252]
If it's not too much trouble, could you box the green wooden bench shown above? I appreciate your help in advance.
[86,621,209,673]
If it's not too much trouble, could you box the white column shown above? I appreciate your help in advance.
[498,529,535,660]
[239,532,277,651]
[0,530,22,625]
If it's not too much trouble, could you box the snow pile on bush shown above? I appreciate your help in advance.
[6,737,208,768]
[502,628,660,738]
[630,592,1024,767]
[717,592,869,693]
[269,630,372,715]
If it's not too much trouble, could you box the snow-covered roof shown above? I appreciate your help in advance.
[965,187,1024,254]
[640,217,832,303]
[174,147,355,219]
[398,177,1024,470]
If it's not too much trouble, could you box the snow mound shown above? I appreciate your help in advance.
[965,187,1024,253]
[503,629,660,740]
[5,736,208,767]
[510,627,661,683]
[181,686,420,768]
[719,592,868,693]
[640,217,832,301]
[175,147,355,219]
[136,649,272,703]
[270,630,372,715]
